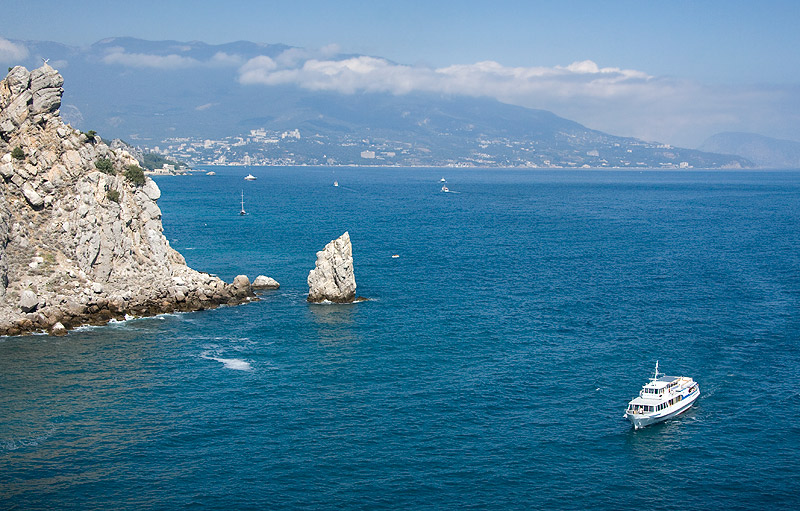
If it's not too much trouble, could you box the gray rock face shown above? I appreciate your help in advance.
[307,232,357,303]
[0,192,8,297]
[252,275,280,290]
[0,65,255,336]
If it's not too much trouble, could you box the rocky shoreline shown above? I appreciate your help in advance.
[0,64,259,336]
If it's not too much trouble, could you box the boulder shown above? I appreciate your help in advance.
[140,178,161,201]
[252,275,280,290]
[232,274,252,297]
[32,87,63,115]
[4,66,30,96]
[19,290,39,313]
[22,183,44,208]
[29,64,64,92]
[307,231,357,303]
[50,322,67,336]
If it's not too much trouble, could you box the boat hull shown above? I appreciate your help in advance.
[626,389,699,429]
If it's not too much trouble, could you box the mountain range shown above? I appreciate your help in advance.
[699,132,800,169]
[6,37,755,168]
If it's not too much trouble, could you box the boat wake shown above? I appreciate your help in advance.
[1,425,56,452]
[201,350,252,371]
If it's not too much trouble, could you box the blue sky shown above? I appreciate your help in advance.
[2,0,799,146]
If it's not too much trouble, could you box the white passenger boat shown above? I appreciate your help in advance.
[244,173,256,180]
[624,361,699,429]
[441,185,449,192]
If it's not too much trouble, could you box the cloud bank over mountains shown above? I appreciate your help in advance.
[238,55,651,96]
[3,37,798,147]
[101,48,244,69]
[233,51,800,147]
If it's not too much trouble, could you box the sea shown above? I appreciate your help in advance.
[1,166,799,510]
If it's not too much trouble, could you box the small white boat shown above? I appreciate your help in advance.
[391,254,399,258]
[624,361,699,429]
[334,181,339,187]
[239,190,246,216]
[244,174,256,181]
[441,185,449,192]
[206,171,216,176]
[440,177,446,182]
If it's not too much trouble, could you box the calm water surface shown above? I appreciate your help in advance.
[2,167,799,510]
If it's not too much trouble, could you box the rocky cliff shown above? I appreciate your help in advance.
[307,232,357,303]
[0,64,254,336]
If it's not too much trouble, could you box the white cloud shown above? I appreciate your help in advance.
[0,37,29,63]
[237,53,653,98]
[209,52,243,67]
[238,56,279,84]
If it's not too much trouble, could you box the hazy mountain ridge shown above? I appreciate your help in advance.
[7,37,752,168]
[699,132,800,168]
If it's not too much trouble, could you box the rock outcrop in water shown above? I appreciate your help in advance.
[252,275,280,290]
[0,64,254,336]
[307,232,357,303]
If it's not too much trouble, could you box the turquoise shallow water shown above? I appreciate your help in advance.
[2,167,800,510]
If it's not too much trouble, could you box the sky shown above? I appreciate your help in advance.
[2,0,799,147]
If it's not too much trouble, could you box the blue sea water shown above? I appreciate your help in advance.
[2,167,800,510]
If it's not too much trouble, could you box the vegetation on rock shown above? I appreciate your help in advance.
[142,152,183,171]
[124,164,145,186]
[95,158,114,174]
[11,146,25,160]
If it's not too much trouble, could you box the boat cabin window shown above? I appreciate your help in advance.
[628,404,655,413]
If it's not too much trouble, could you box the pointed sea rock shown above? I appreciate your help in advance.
[307,232,357,303]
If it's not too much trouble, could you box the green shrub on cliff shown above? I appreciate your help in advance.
[124,164,146,186]
[11,146,25,160]
[95,158,114,174]
[106,189,120,203]
[142,152,183,171]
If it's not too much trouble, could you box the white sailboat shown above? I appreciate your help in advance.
[239,190,246,215]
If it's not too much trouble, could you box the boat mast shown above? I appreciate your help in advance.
[240,190,245,215]
[652,360,660,381]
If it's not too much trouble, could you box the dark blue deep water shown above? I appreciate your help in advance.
[2,167,800,510]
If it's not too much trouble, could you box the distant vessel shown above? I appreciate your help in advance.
[206,171,216,176]
[239,190,246,216]
[334,181,339,187]
[391,254,399,258]
[440,177,446,182]
[624,361,700,429]
[244,174,256,181]
[441,185,449,192]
